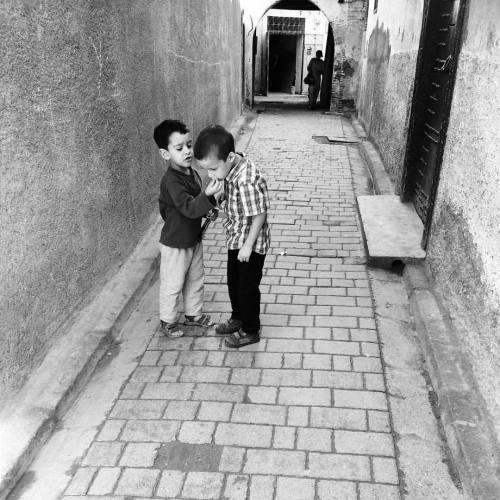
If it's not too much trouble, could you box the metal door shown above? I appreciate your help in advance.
[265,31,269,96]
[402,0,468,245]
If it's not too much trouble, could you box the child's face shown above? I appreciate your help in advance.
[197,153,232,180]
[160,132,193,169]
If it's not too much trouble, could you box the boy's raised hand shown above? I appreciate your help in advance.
[214,185,224,202]
[205,178,222,197]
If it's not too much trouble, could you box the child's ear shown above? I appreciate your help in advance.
[159,148,170,161]
[226,152,236,164]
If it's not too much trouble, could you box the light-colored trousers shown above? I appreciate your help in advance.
[159,243,204,324]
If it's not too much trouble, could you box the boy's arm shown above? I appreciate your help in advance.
[167,174,215,219]
[238,212,266,262]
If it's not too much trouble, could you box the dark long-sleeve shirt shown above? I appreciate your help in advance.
[307,57,324,87]
[159,166,215,248]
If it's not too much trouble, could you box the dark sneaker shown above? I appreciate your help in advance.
[215,317,243,335]
[160,321,184,338]
[184,314,213,327]
[225,329,260,349]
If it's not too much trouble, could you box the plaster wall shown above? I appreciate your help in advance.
[427,0,500,439]
[0,0,242,402]
[357,0,424,188]
[342,0,367,103]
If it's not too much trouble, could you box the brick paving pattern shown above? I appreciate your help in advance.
[62,109,400,499]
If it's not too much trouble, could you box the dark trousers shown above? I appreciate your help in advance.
[227,249,266,335]
[308,83,321,108]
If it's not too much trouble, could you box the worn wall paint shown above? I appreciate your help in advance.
[427,0,500,439]
[356,0,424,188]
[343,0,367,102]
[0,0,242,402]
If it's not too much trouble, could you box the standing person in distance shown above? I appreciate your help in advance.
[307,49,325,110]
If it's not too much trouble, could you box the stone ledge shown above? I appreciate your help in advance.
[350,117,425,268]
[404,264,500,499]
[357,140,394,196]
[350,116,393,196]
[357,195,426,268]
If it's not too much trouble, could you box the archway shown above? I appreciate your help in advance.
[253,4,331,107]
[241,0,367,111]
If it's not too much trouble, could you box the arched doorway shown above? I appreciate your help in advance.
[253,1,333,108]
[241,0,366,111]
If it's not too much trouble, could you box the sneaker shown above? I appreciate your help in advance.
[160,321,184,338]
[225,329,260,349]
[215,317,243,335]
[184,313,213,327]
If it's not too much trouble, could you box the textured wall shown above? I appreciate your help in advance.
[0,0,242,401]
[427,0,500,439]
[356,0,424,189]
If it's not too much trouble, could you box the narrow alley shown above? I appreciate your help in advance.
[2,1,500,499]
[9,103,462,500]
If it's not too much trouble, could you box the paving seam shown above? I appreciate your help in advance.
[346,117,405,499]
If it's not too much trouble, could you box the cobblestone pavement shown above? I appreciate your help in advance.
[61,108,401,499]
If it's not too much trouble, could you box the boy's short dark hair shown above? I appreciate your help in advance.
[316,50,323,58]
[153,119,189,149]
[193,125,235,161]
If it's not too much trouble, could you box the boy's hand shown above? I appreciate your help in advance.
[238,244,252,262]
[214,187,224,202]
[205,178,222,197]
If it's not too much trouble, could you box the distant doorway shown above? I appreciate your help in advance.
[268,34,298,92]
[252,6,331,102]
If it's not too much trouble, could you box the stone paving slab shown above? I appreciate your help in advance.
[8,105,466,500]
[55,109,403,499]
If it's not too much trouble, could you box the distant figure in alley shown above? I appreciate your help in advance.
[307,50,325,109]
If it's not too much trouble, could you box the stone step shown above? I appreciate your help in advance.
[357,195,426,268]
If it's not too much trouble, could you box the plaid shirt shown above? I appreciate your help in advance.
[221,156,270,254]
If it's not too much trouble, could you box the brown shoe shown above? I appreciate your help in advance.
[225,329,260,349]
[215,317,243,335]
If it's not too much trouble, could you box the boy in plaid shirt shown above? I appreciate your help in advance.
[194,125,270,348]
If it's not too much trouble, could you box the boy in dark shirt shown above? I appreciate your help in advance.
[154,119,222,337]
